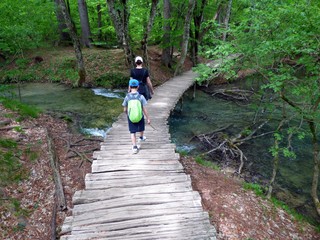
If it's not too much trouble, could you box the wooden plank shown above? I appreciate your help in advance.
[93,148,177,155]
[66,223,215,240]
[74,191,201,210]
[72,193,202,216]
[100,143,176,150]
[92,159,180,167]
[60,216,73,235]
[85,170,186,181]
[61,227,216,240]
[92,153,180,161]
[69,204,206,228]
[92,163,184,173]
[73,182,193,204]
[85,172,189,182]
[70,211,210,233]
[85,174,191,189]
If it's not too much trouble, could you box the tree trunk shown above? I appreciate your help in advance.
[97,4,103,41]
[174,0,196,76]
[267,119,285,199]
[222,0,232,41]
[58,0,86,86]
[191,0,207,66]
[78,0,92,48]
[141,0,160,71]
[54,0,71,44]
[309,121,320,216]
[106,0,133,67]
[161,0,172,68]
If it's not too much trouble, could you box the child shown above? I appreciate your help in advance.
[122,79,151,154]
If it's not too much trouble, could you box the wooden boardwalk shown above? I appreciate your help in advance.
[60,70,217,240]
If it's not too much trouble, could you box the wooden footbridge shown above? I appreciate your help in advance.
[60,70,217,240]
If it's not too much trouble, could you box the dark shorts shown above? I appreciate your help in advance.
[128,116,145,133]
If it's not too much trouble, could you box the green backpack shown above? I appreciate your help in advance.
[127,94,143,123]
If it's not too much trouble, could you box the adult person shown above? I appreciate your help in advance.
[130,56,154,100]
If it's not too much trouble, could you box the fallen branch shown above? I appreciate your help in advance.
[68,148,92,163]
[46,128,67,211]
[211,88,254,102]
[0,125,23,131]
[0,119,11,127]
[51,193,57,240]
[57,136,95,163]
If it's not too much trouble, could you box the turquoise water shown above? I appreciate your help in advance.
[12,83,125,137]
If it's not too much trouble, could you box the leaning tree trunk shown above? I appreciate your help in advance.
[174,0,196,76]
[267,119,286,199]
[106,0,133,67]
[309,120,320,216]
[78,0,92,48]
[141,0,160,70]
[58,0,86,86]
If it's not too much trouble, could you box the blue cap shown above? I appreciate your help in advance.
[129,79,139,87]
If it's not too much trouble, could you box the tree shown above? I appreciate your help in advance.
[106,0,133,67]
[195,0,320,216]
[54,0,71,44]
[141,0,160,70]
[222,0,232,41]
[174,0,196,76]
[161,0,172,68]
[57,0,86,86]
[96,3,103,41]
[0,0,57,56]
[78,0,92,47]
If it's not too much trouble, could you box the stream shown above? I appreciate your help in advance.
[169,88,320,223]
[11,82,320,222]
[12,83,125,137]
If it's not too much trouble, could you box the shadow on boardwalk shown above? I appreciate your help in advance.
[60,70,217,240]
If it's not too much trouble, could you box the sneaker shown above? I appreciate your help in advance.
[132,145,138,154]
[139,136,147,142]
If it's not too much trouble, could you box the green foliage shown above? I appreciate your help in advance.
[176,149,188,157]
[0,84,40,119]
[95,72,128,88]
[0,139,26,186]
[271,197,309,223]
[193,64,214,85]
[0,139,17,149]
[195,155,220,171]
[243,182,265,197]
[0,0,58,56]
[1,98,40,119]
[11,199,31,218]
